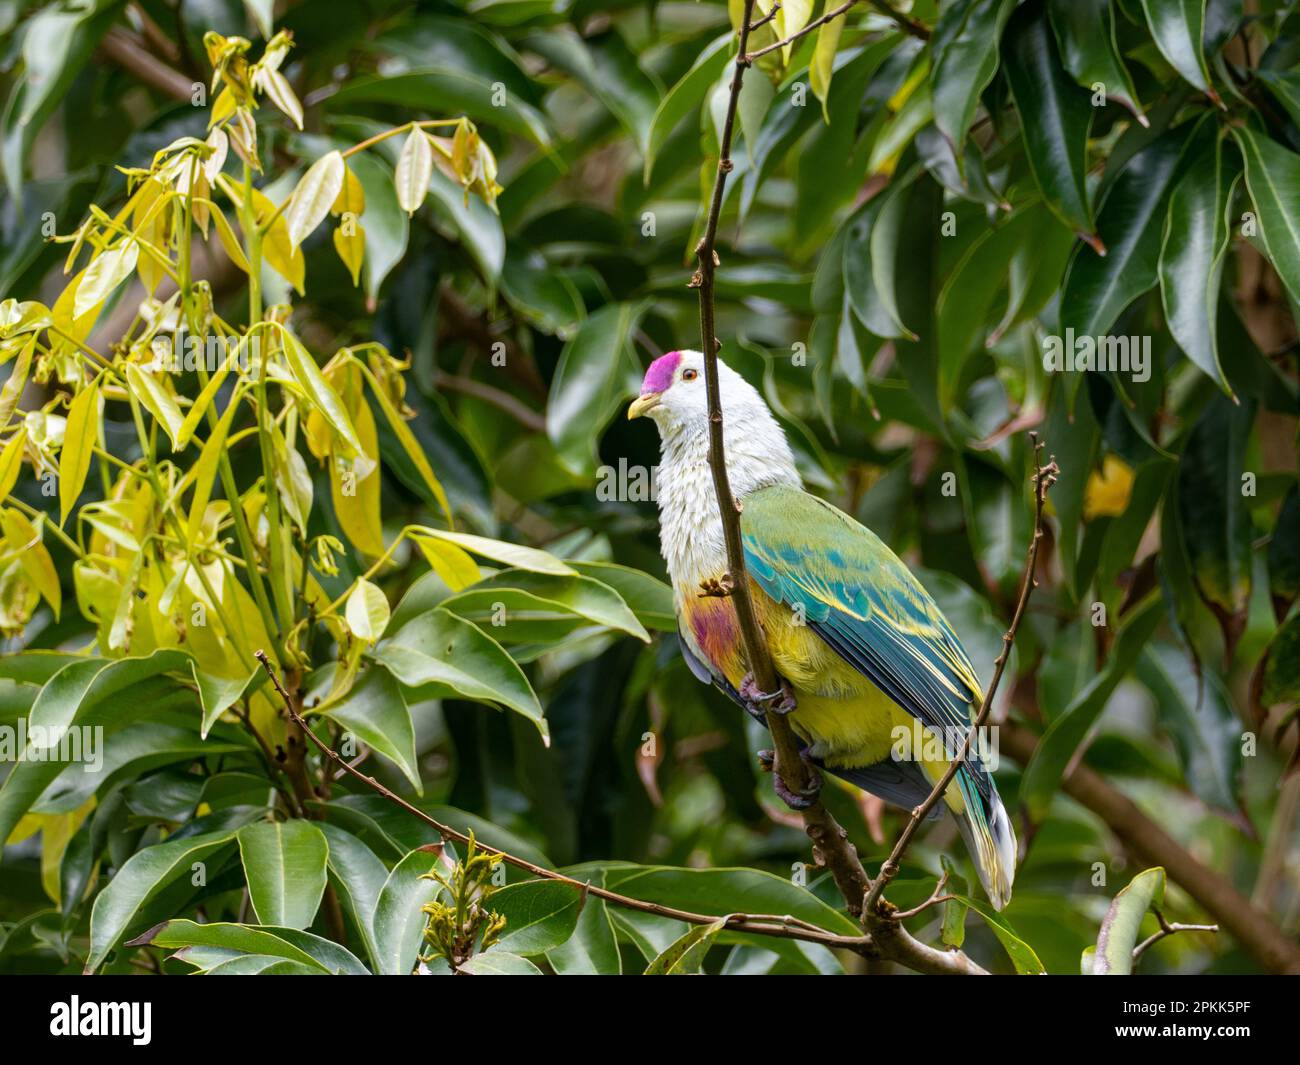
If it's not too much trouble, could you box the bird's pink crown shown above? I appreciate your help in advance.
[640,351,682,395]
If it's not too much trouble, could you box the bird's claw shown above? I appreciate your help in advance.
[739,673,797,717]
[757,748,775,772]
[772,763,822,811]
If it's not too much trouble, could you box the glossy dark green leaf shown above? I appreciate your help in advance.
[643,33,731,182]
[932,0,1016,154]
[490,879,583,955]
[371,845,445,976]
[546,301,645,477]
[317,665,421,790]
[1176,394,1256,656]
[1160,133,1238,395]
[1138,646,1242,819]
[1139,0,1216,100]
[1267,486,1300,620]
[1061,126,1190,338]
[1048,0,1145,122]
[1021,593,1164,819]
[1234,127,1300,307]
[1003,0,1098,245]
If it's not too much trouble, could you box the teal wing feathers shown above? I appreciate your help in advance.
[740,484,992,794]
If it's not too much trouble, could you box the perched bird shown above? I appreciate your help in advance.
[628,349,1016,909]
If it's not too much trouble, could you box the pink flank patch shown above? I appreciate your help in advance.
[640,351,681,395]
[686,597,741,680]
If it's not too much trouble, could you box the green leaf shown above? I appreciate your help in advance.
[1233,127,1300,308]
[1138,646,1242,819]
[644,33,731,182]
[141,919,369,974]
[546,301,644,477]
[490,879,583,956]
[932,0,1016,154]
[1048,0,1145,122]
[1020,593,1164,819]
[1267,486,1300,618]
[124,364,185,450]
[1092,867,1166,975]
[1002,1,1097,245]
[1139,0,1215,99]
[955,896,1047,974]
[330,71,551,148]
[1061,125,1190,339]
[376,607,546,742]
[0,650,193,849]
[644,917,726,974]
[371,845,444,975]
[237,820,330,930]
[318,823,388,970]
[598,865,860,936]
[1261,613,1300,706]
[809,15,844,120]
[86,828,240,972]
[546,877,621,974]
[347,150,408,305]
[568,561,675,633]
[1175,394,1256,656]
[457,949,542,974]
[317,665,421,791]
[1160,132,1238,395]
[447,568,649,642]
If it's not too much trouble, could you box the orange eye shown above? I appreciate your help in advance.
[681,368,698,381]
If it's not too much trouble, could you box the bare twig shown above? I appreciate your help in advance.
[97,27,193,101]
[891,871,954,921]
[1131,910,1219,967]
[253,651,876,958]
[749,3,782,31]
[745,0,928,63]
[865,435,1058,915]
[430,370,545,432]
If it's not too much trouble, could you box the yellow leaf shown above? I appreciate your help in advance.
[75,240,139,319]
[40,799,95,905]
[1084,454,1136,520]
[187,389,244,543]
[0,428,26,504]
[281,330,367,465]
[59,376,101,525]
[1,508,60,619]
[810,14,845,120]
[413,534,479,591]
[285,149,345,250]
[131,179,170,295]
[359,362,450,523]
[0,333,35,428]
[209,201,252,274]
[125,363,186,450]
[249,186,304,294]
[345,577,390,642]
[330,398,384,556]
[394,127,433,215]
[333,223,366,288]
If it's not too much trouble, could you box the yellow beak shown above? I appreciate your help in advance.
[627,392,661,420]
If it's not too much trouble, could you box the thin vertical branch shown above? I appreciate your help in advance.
[693,0,872,918]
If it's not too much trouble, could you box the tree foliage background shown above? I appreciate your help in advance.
[0,0,1296,976]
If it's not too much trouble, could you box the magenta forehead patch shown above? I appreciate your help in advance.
[640,351,682,395]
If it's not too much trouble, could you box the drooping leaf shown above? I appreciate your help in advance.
[1091,867,1166,975]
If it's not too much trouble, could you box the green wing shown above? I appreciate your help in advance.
[741,485,988,782]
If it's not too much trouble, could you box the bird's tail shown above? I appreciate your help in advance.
[950,769,1017,911]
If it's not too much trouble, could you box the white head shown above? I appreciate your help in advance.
[627,349,799,593]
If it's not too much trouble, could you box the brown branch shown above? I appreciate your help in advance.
[865,436,1058,915]
[430,370,545,432]
[253,651,876,959]
[997,720,1300,975]
[745,0,928,63]
[1131,910,1218,968]
[97,27,193,102]
[694,0,874,921]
